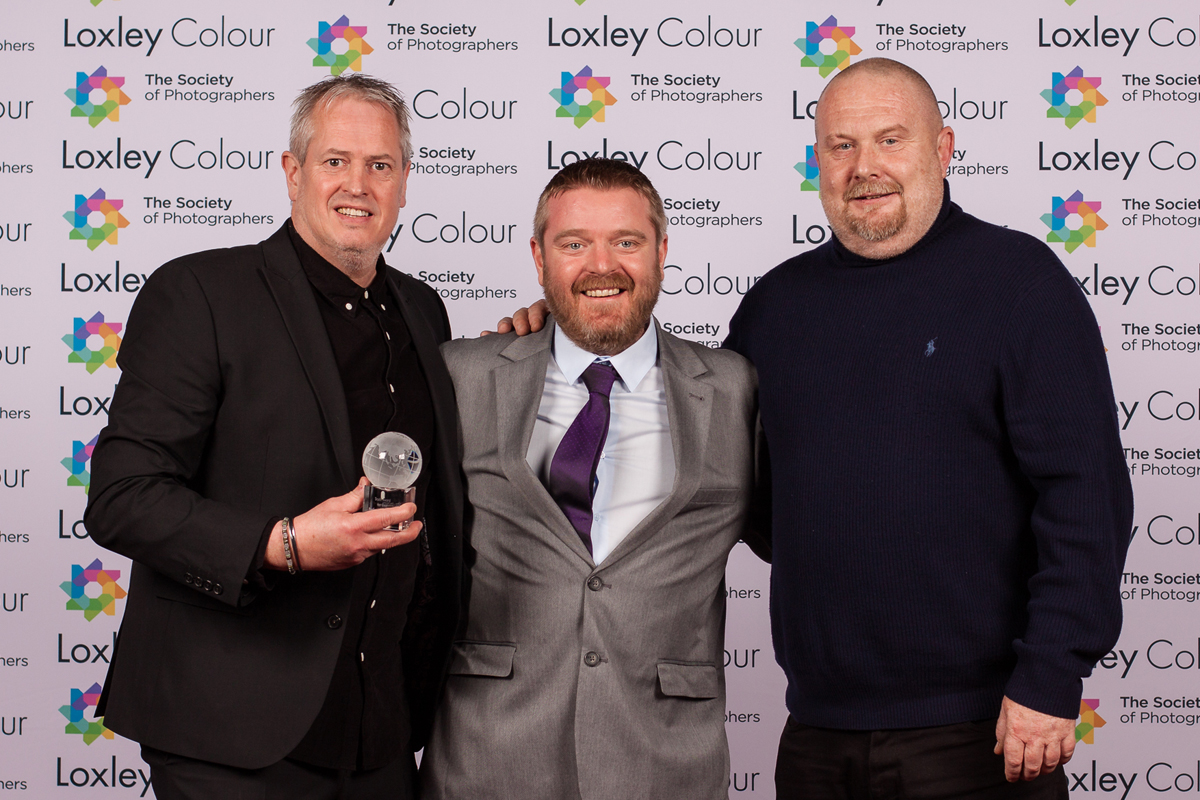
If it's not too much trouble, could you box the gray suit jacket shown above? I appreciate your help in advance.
[420,321,763,800]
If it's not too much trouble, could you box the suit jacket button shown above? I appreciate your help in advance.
[213,583,224,596]
[327,615,343,629]
[584,651,600,667]
[185,573,193,585]
[203,580,213,591]
[587,576,603,592]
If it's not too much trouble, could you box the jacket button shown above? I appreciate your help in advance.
[213,583,224,596]
[326,615,343,629]
[584,651,600,667]
[203,580,213,591]
[185,573,193,585]
[587,576,603,592]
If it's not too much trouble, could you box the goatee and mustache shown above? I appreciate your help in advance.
[545,270,661,356]
[834,179,907,242]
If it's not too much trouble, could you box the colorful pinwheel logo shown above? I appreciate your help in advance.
[62,435,100,494]
[64,189,130,250]
[65,67,131,127]
[62,312,123,374]
[60,558,127,619]
[794,146,820,193]
[308,16,372,75]
[1041,191,1107,253]
[796,17,861,78]
[1075,698,1106,743]
[1042,67,1107,128]
[60,684,113,744]
[551,66,617,128]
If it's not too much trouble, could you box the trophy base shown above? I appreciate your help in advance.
[362,485,417,531]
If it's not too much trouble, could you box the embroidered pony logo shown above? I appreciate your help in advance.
[924,338,937,357]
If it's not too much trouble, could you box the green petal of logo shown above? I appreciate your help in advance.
[60,559,127,620]
[66,67,130,127]
[794,146,820,192]
[1076,698,1106,743]
[64,189,130,250]
[1041,191,1107,253]
[308,16,372,75]
[551,66,617,128]
[62,312,123,374]
[60,684,113,744]
[796,16,861,78]
[1041,67,1107,128]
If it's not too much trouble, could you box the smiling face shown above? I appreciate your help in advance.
[815,68,954,260]
[533,186,666,356]
[283,96,410,286]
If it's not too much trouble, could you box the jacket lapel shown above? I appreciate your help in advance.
[493,323,596,564]
[257,226,357,487]
[599,323,712,570]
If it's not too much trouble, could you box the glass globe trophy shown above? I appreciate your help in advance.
[362,432,423,531]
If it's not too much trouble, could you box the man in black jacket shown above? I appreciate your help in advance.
[85,74,462,799]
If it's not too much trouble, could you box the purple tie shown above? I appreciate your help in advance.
[547,361,619,555]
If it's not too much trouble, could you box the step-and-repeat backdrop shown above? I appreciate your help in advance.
[2,0,1197,796]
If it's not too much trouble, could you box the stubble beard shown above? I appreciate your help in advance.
[545,270,661,357]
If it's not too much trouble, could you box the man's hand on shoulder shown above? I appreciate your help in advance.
[264,479,421,571]
[482,299,550,337]
[994,695,1077,783]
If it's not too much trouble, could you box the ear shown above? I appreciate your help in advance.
[282,151,302,203]
[397,160,412,208]
[531,237,546,287]
[657,234,668,279]
[935,126,955,173]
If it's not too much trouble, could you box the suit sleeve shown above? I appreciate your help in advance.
[84,263,273,607]
[998,261,1133,719]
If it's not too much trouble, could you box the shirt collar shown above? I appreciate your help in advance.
[287,219,389,314]
[553,317,658,392]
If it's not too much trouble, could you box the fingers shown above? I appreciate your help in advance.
[1022,738,1045,781]
[528,299,549,332]
[511,309,531,336]
[1002,733,1024,783]
[1042,739,1062,774]
[1059,733,1077,766]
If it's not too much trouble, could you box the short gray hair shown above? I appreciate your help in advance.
[289,74,412,165]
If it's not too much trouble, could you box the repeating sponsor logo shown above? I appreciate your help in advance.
[1076,698,1107,743]
[62,313,122,373]
[308,15,371,75]
[64,189,129,250]
[796,16,861,78]
[60,683,112,744]
[60,559,126,619]
[0,99,33,121]
[552,66,616,128]
[66,67,129,127]
[1043,67,1107,128]
[62,435,99,494]
[794,146,819,193]
[1041,191,1107,253]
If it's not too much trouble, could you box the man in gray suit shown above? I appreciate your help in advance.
[419,159,766,799]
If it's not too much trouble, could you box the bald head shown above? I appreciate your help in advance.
[816,58,943,140]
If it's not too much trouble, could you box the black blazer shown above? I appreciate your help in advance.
[85,224,463,769]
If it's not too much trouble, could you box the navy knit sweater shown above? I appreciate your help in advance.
[726,185,1133,729]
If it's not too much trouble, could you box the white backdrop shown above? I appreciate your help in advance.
[2,0,1198,796]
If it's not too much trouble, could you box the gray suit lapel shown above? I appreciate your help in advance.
[599,323,712,570]
[493,323,596,564]
[258,227,357,487]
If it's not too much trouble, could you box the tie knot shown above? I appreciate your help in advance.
[581,361,618,397]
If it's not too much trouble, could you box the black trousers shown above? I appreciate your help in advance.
[776,716,1069,800]
[141,746,415,800]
